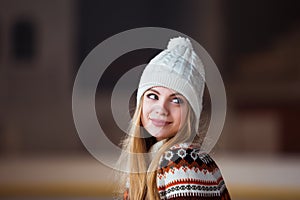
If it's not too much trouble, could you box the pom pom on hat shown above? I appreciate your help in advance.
[167,37,193,50]
[136,36,205,133]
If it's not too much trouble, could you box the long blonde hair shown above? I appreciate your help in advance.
[116,90,209,199]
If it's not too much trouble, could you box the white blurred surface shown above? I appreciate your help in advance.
[0,153,300,199]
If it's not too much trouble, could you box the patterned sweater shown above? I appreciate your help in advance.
[157,143,231,200]
[123,142,230,200]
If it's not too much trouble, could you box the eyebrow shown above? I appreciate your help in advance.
[148,88,183,97]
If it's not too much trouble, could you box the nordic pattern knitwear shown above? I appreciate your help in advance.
[157,143,231,200]
[136,37,205,132]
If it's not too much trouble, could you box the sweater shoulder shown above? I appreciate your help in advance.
[158,143,218,171]
[157,143,229,199]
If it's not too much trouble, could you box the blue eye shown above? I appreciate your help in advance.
[146,93,158,100]
[172,97,184,104]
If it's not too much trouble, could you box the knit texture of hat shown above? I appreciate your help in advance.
[136,37,205,132]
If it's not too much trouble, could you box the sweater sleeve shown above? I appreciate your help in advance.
[157,146,231,200]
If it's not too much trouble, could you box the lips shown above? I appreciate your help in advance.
[150,118,171,127]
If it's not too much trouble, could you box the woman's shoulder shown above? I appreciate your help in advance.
[159,142,218,170]
[157,143,230,199]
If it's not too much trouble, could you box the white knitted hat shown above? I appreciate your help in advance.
[136,37,205,132]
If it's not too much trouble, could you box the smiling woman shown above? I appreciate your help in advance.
[116,37,230,200]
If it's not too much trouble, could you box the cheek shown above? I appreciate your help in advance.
[141,102,150,125]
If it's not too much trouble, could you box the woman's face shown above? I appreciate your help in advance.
[141,86,188,141]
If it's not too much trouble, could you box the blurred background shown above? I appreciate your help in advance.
[0,0,300,199]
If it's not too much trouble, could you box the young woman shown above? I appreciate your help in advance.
[116,37,231,200]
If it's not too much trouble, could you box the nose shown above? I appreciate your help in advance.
[154,99,169,116]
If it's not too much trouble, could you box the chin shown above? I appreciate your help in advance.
[147,130,167,139]
[145,125,176,139]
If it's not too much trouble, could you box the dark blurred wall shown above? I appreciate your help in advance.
[222,0,300,153]
[0,0,299,156]
[0,0,81,155]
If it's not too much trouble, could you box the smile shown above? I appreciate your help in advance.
[150,118,171,127]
